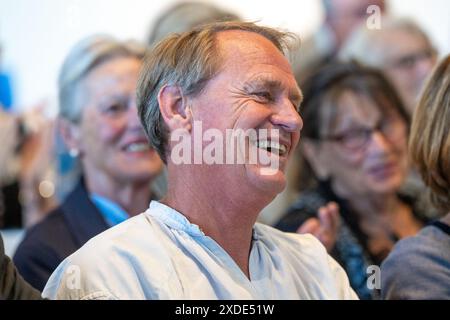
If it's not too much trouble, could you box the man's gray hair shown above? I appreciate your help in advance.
[147,1,240,46]
[58,35,146,123]
[137,21,298,163]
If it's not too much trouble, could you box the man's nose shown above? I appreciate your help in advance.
[270,101,303,133]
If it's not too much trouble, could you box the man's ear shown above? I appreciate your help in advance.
[302,138,330,180]
[158,85,193,132]
[58,118,82,156]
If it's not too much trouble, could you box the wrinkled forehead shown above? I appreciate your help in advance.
[211,30,300,101]
[215,30,293,72]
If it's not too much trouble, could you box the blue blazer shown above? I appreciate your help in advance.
[13,180,109,291]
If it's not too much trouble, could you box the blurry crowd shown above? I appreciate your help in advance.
[0,0,449,300]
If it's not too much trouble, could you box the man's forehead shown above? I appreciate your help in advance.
[245,75,302,100]
[215,30,292,70]
[216,29,270,41]
[216,30,281,56]
[213,30,300,94]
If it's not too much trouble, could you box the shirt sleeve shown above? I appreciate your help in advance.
[326,253,359,300]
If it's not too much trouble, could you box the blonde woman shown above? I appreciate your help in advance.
[381,54,450,299]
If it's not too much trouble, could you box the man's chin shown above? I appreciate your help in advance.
[246,163,287,196]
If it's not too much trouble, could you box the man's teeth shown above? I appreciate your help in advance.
[125,142,150,152]
[256,140,287,156]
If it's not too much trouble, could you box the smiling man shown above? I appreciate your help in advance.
[43,22,357,300]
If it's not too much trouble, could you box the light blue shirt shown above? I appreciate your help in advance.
[90,193,129,227]
[43,201,357,300]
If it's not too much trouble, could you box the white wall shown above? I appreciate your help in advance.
[0,0,449,114]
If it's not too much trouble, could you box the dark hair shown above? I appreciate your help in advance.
[301,61,409,140]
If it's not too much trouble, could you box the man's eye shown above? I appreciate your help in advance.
[253,91,273,101]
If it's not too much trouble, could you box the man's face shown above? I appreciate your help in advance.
[187,30,303,199]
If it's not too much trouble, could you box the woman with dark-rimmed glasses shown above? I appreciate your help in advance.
[276,62,428,299]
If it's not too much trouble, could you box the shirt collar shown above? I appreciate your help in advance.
[147,201,259,241]
[147,201,204,237]
[90,193,129,227]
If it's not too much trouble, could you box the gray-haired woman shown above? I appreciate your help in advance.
[13,35,163,291]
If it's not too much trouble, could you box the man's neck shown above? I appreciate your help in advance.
[162,165,271,278]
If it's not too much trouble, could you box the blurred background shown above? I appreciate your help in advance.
[1,0,449,114]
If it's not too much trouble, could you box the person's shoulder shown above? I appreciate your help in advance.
[14,206,69,260]
[67,211,158,258]
[255,223,331,266]
[384,225,448,264]
[42,211,170,299]
[22,206,67,239]
[381,225,450,299]
[12,207,74,291]
[255,223,358,299]
[256,223,325,250]
[380,232,424,278]
[48,204,174,267]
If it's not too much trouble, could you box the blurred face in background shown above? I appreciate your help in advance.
[325,0,386,48]
[312,90,408,198]
[379,29,437,114]
[75,56,163,185]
